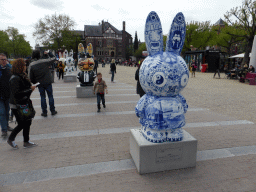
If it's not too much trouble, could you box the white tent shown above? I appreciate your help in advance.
[229,53,251,58]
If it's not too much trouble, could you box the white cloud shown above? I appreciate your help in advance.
[30,0,64,10]
[0,0,245,49]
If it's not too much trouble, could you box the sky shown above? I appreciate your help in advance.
[0,0,244,49]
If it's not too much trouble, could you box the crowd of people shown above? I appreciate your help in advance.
[0,50,58,149]
[224,63,255,80]
[1,52,147,149]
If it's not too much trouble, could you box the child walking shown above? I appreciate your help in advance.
[94,73,108,112]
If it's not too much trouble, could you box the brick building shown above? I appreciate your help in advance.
[74,20,133,62]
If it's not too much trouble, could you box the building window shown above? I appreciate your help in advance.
[107,40,113,47]
[98,40,102,47]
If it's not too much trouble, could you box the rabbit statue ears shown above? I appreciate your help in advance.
[145,11,186,56]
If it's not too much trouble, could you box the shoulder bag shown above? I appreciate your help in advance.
[16,99,36,121]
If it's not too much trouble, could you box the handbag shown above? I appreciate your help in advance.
[16,99,36,121]
[109,69,111,74]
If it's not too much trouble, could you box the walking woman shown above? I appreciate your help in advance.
[7,58,37,149]
[191,60,197,77]
[110,59,116,83]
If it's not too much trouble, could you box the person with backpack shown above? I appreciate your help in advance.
[28,50,57,117]
[58,61,65,80]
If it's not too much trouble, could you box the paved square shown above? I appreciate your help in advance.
[1,66,256,192]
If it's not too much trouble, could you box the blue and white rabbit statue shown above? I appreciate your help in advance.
[135,11,189,143]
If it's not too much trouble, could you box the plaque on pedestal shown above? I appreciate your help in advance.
[76,85,96,98]
[130,129,197,174]
[64,74,77,82]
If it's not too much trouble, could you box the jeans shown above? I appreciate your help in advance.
[111,71,115,82]
[0,99,9,132]
[38,84,55,114]
[9,109,31,142]
[59,71,64,79]
[214,69,220,78]
[97,93,105,109]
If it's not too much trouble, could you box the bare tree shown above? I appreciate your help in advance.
[33,13,75,50]
[225,0,256,64]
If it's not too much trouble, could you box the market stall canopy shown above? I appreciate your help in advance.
[229,53,251,58]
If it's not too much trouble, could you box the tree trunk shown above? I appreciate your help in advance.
[242,36,254,65]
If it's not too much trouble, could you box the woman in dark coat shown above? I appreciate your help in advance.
[135,61,145,97]
[110,59,116,83]
[7,58,37,149]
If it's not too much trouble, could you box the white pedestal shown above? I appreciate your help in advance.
[76,85,96,98]
[64,74,77,82]
[130,129,197,174]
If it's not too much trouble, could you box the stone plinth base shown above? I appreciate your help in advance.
[76,85,96,98]
[130,129,197,174]
[64,75,77,82]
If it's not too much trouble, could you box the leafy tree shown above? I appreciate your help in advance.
[134,42,146,58]
[33,13,75,50]
[134,31,138,52]
[5,27,32,58]
[0,30,10,55]
[126,44,134,60]
[48,29,81,52]
[212,23,246,56]
[183,21,215,53]
[225,0,256,64]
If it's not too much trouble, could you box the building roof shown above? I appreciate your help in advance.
[102,22,122,35]
[215,18,225,26]
[84,25,102,37]
[84,21,123,37]
[73,30,85,39]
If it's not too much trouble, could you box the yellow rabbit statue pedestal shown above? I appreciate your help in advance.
[76,85,96,98]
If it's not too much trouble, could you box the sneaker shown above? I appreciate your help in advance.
[103,104,106,108]
[51,111,57,115]
[7,139,18,149]
[41,113,47,117]
[97,109,100,112]
[7,126,14,132]
[24,141,37,148]
[1,131,7,137]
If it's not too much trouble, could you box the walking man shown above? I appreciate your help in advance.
[29,50,57,117]
[0,53,13,137]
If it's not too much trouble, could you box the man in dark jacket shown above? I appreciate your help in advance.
[28,50,57,117]
[0,53,13,136]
